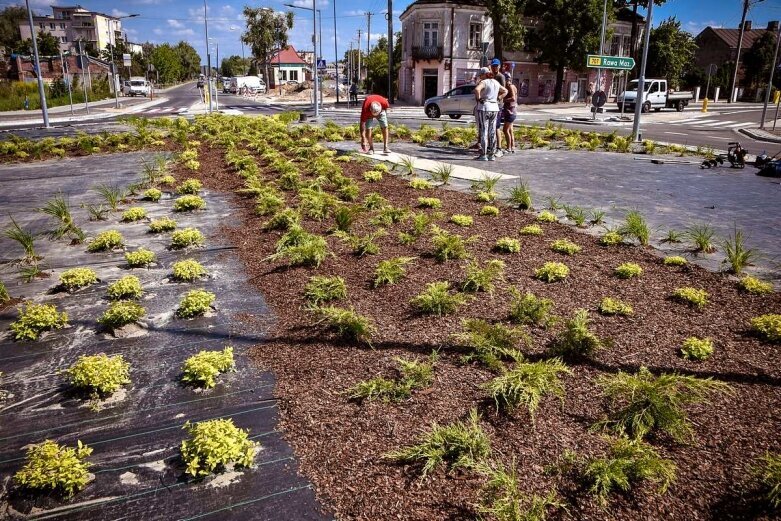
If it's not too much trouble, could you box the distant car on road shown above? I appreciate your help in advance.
[424,84,476,119]
[617,79,693,113]
[228,76,266,94]
[122,77,151,97]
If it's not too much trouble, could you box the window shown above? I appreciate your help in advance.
[468,23,482,49]
[39,23,45,30]
[648,82,659,94]
[423,21,438,48]
[290,70,298,81]
[60,36,68,43]
[50,23,55,30]
[610,35,620,56]
[60,23,66,30]
[622,35,632,57]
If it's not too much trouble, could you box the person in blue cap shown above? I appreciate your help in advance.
[490,58,507,157]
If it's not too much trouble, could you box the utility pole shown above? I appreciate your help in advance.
[357,29,362,83]
[366,12,372,57]
[204,0,213,113]
[25,0,49,128]
[759,23,781,129]
[334,0,339,103]
[387,0,393,103]
[730,0,750,103]
[631,0,653,141]
[60,51,74,116]
[592,0,609,120]
[312,0,319,118]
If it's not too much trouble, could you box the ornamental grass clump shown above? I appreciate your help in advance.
[452,319,527,370]
[334,230,385,257]
[495,237,521,253]
[481,205,500,216]
[107,275,142,300]
[431,228,473,261]
[550,239,581,255]
[595,366,732,442]
[173,195,206,212]
[121,207,147,222]
[370,205,409,226]
[615,262,642,279]
[172,259,207,282]
[349,353,437,403]
[176,289,216,319]
[148,216,177,233]
[64,353,130,396]
[87,230,124,252]
[686,223,716,254]
[180,418,258,477]
[483,358,571,419]
[738,276,773,295]
[450,214,474,227]
[384,409,489,477]
[14,440,92,498]
[664,255,688,266]
[176,178,202,195]
[462,259,505,294]
[38,193,85,242]
[751,314,781,343]
[537,210,557,223]
[0,281,9,304]
[551,309,603,358]
[671,287,709,309]
[59,267,98,291]
[477,464,563,521]
[373,257,415,287]
[11,303,68,341]
[310,305,375,343]
[418,197,442,209]
[620,210,650,246]
[598,297,633,316]
[508,290,555,328]
[680,337,714,361]
[143,188,162,202]
[170,228,205,249]
[520,224,543,236]
[535,262,569,283]
[722,226,757,274]
[98,301,145,330]
[411,281,471,316]
[304,275,347,305]
[125,248,156,267]
[181,346,235,388]
[509,181,532,210]
[753,452,781,508]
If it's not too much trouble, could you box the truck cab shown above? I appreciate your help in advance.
[617,79,691,112]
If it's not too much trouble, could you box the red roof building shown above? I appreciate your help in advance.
[268,45,311,87]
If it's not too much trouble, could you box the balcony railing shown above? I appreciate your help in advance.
[412,45,443,61]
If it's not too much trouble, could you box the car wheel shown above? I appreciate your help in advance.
[448,114,462,120]
[425,104,441,119]
[676,101,685,112]
[642,102,651,113]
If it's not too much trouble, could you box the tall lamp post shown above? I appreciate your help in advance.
[209,39,220,110]
[110,13,139,108]
[24,0,49,128]
[203,0,213,113]
[729,0,765,103]
[284,3,322,114]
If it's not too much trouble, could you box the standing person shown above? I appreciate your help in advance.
[360,94,391,154]
[490,58,507,157]
[349,82,358,102]
[196,75,205,102]
[586,81,594,107]
[474,67,507,161]
[501,77,518,153]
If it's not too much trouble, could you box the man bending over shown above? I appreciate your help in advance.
[360,94,391,154]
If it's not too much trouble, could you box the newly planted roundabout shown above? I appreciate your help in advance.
[0,114,779,520]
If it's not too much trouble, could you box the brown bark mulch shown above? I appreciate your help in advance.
[178,144,781,521]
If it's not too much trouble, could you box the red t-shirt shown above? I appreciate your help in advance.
[360,95,390,123]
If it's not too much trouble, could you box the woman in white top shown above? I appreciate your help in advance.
[473,67,507,161]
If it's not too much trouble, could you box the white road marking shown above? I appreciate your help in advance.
[664,131,687,135]
[727,121,755,128]
[701,120,736,126]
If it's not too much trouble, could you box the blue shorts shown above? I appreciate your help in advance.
[501,108,517,124]
[365,111,388,129]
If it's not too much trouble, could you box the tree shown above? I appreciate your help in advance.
[17,31,60,56]
[646,17,697,89]
[528,0,603,103]
[486,0,526,59]
[220,55,250,77]
[242,8,293,84]
[622,0,667,77]
[364,32,402,97]
[0,6,26,52]
[150,44,183,84]
[743,31,778,93]
[174,41,201,80]
[342,48,366,82]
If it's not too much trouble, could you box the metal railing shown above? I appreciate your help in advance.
[412,45,443,61]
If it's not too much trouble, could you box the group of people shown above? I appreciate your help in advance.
[474,58,518,161]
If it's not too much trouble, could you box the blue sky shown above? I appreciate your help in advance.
[6,0,781,64]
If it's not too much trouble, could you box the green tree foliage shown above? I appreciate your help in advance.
[17,31,60,56]
[174,41,202,80]
[486,0,526,59]
[242,8,294,84]
[150,44,183,84]
[743,31,779,92]
[364,33,402,97]
[220,55,251,77]
[647,17,697,89]
[0,6,26,52]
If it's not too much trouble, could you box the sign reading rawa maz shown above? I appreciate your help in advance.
[587,55,635,70]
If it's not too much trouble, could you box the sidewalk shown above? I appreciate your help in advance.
[740,127,781,144]
[0,96,170,129]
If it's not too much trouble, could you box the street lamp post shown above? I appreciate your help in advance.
[24,0,49,128]
[283,3,320,116]
[209,39,220,110]
[759,24,781,129]
[333,0,339,103]
[203,0,213,113]
[631,0,654,141]
[229,26,247,74]
[110,14,139,108]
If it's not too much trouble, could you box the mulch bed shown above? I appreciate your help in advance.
[177,143,781,521]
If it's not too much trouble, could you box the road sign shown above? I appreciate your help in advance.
[592,91,607,108]
[317,59,326,70]
[122,53,131,67]
[587,54,635,70]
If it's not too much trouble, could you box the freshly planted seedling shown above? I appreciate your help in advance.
[267,227,330,267]
[181,346,235,388]
[121,207,147,222]
[264,208,300,231]
[462,259,505,293]
[664,255,687,266]
[476,191,496,202]
[662,229,683,243]
[125,248,156,267]
[170,228,205,249]
[64,353,130,396]
[671,287,708,309]
[450,214,474,227]
[180,418,258,477]
[564,206,587,227]
[590,209,606,225]
[59,268,98,291]
[619,210,650,246]
[410,178,433,190]
[176,289,216,318]
[722,226,756,274]
[95,183,125,211]
[509,181,532,210]
[332,205,362,232]
[304,275,347,305]
[411,281,471,315]
[11,303,68,341]
[738,276,773,295]
[472,173,502,194]
[148,217,177,233]
[384,409,490,477]
[430,163,453,185]
[14,440,92,498]
[495,237,521,253]
[680,337,713,361]
[310,305,375,343]
[99,301,145,330]
[520,224,543,236]
[535,262,569,283]
[599,230,624,246]
[431,228,473,261]
[334,230,385,257]
[537,210,557,223]
[550,239,581,255]
[483,358,571,419]
[38,193,84,242]
[172,259,207,282]
[373,257,415,287]
[614,262,642,279]
[686,223,716,253]
[143,188,162,202]
[598,297,633,316]
[508,290,556,328]
[480,205,500,216]
[477,464,563,521]
[596,366,732,442]
[370,205,409,226]
[173,195,206,212]
[550,309,603,358]
[751,314,781,343]
[417,197,442,209]
[87,230,124,252]
[254,191,285,216]
[107,275,142,300]
[363,170,383,182]
[176,178,202,195]
[452,319,527,370]
[349,353,436,403]
[0,281,9,304]
[363,192,389,210]
[4,216,39,262]
[753,452,781,508]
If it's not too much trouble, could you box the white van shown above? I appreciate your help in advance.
[229,76,266,94]
[122,77,151,97]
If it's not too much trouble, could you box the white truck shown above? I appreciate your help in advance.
[228,76,266,95]
[616,79,693,113]
[122,77,151,97]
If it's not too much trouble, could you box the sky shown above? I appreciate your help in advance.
[4,0,781,66]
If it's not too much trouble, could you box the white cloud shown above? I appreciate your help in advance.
[343,10,365,16]
[174,28,195,36]
[167,19,185,28]
[685,20,720,35]
[292,0,328,8]
[110,9,130,18]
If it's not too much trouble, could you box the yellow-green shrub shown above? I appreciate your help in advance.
[59,268,98,291]
[10,303,68,341]
[64,353,130,395]
[87,230,124,252]
[172,259,207,282]
[107,275,142,300]
[180,418,258,477]
[121,207,147,222]
[181,346,235,388]
[14,440,92,497]
[176,289,215,318]
[125,248,156,267]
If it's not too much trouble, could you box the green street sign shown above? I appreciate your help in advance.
[587,55,635,70]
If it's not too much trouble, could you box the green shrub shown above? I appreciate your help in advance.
[173,195,206,212]
[363,192,389,210]
[160,174,176,186]
[537,210,557,223]
[550,309,603,358]
[181,346,235,388]
[87,230,124,252]
[299,188,339,220]
[181,418,258,477]
[143,188,162,202]
[476,191,496,202]
[418,197,441,209]
[508,290,555,328]
[11,303,68,341]
[550,239,581,255]
[534,262,569,283]
[125,248,156,267]
[334,230,385,257]
[64,353,130,395]
[176,178,202,195]
[664,255,688,266]
[310,305,375,343]
[121,207,147,222]
[463,259,505,293]
[477,464,562,521]
[686,223,716,254]
[431,228,472,262]
[14,440,92,498]
[411,281,471,315]
[172,259,207,282]
[615,262,642,279]
[254,191,285,216]
[349,353,436,403]
[680,337,714,361]
[620,210,650,246]
[170,228,205,249]
[264,208,300,231]
[480,205,500,216]
[177,289,216,318]
[148,216,177,233]
[738,276,773,295]
[599,230,624,246]
[370,205,409,226]
[304,275,347,305]
[0,280,9,304]
[99,301,145,330]
[584,437,676,505]
[519,224,543,236]
[452,319,526,370]
[450,214,474,227]
[751,314,781,343]
[722,226,756,274]
[495,237,520,253]
[753,452,781,508]
[483,358,571,418]
[596,366,732,442]
[373,257,415,287]
[671,287,708,309]
[59,267,98,291]
[410,178,433,190]
[598,297,633,316]
[267,229,329,267]
[384,409,489,477]
[364,170,383,182]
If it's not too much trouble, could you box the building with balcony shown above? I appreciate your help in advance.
[399,0,644,105]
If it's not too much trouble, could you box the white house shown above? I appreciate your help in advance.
[269,45,309,86]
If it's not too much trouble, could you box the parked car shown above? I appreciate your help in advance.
[424,84,476,119]
[122,77,151,97]
[228,75,266,94]
[616,79,693,112]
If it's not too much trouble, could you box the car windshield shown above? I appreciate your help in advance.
[626,81,652,92]
[130,81,145,86]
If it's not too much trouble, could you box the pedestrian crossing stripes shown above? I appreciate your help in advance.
[129,106,189,115]
[663,117,756,129]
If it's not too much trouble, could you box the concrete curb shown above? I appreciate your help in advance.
[739,127,781,144]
